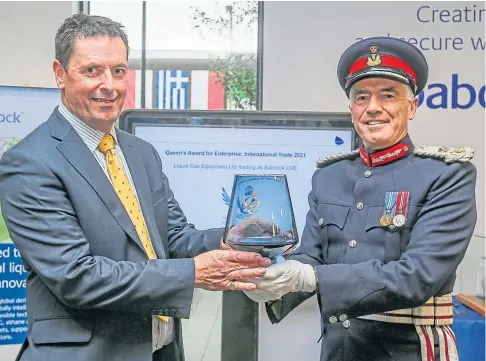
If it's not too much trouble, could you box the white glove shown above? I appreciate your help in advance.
[243,288,282,303]
[243,260,317,302]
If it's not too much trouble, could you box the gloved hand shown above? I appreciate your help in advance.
[243,288,282,303]
[243,260,317,302]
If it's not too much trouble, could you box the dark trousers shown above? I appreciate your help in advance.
[152,343,178,361]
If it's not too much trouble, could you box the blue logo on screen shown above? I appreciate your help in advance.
[222,187,231,206]
[335,136,344,145]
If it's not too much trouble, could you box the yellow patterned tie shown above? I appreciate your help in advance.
[98,134,168,322]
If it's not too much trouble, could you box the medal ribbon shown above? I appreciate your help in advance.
[395,192,404,217]
[381,192,397,226]
[401,192,409,217]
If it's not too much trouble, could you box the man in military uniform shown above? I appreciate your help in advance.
[244,36,477,361]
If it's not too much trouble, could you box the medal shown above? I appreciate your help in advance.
[392,192,409,228]
[393,214,406,227]
[380,214,393,226]
[381,192,396,227]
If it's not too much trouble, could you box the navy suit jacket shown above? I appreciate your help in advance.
[0,108,222,361]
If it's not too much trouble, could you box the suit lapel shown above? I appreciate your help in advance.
[49,111,146,254]
[116,130,167,259]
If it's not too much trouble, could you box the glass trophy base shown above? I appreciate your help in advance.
[226,236,296,260]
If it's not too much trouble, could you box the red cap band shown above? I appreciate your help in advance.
[347,54,417,84]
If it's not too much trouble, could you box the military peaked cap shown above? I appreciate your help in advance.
[337,36,429,97]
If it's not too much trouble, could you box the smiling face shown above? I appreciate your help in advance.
[53,35,128,133]
[349,77,418,152]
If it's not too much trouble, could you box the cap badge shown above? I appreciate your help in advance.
[366,44,382,66]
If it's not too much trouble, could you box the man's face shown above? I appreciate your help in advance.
[53,36,128,133]
[349,77,418,151]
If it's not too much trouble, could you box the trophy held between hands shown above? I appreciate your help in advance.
[223,174,299,262]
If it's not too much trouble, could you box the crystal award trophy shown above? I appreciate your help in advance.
[223,174,298,261]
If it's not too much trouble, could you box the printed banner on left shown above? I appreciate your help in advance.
[0,85,61,344]
[0,244,27,345]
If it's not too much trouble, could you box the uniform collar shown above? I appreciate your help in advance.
[359,135,414,167]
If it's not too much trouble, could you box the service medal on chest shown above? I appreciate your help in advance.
[380,192,397,227]
[393,214,406,227]
[380,214,393,226]
[392,191,410,228]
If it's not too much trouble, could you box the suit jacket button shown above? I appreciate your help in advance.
[170,309,177,316]
[329,316,337,324]
[339,314,348,322]
[343,320,351,328]
[318,218,324,226]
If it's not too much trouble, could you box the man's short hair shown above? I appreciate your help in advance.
[349,82,415,103]
[55,13,129,70]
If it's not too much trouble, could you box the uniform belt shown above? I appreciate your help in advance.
[357,293,453,326]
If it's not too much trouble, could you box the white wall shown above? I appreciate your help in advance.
[260,2,485,360]
[0,1,75,88]
[0,3,75,361]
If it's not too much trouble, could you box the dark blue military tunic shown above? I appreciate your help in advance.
[266,134,477,361]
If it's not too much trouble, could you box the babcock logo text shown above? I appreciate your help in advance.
[418,74,485,109]
[0,112,22,123]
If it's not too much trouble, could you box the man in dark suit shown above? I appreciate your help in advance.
[0,14,270,361]
[244,36,477,361]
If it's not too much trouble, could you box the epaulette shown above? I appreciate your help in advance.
[413,145,475,163]
[316,149,360,168]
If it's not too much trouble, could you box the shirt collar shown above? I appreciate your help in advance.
[58,102,117,153]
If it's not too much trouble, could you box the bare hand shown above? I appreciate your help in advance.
[220,237,233,250]
[194,250,271,291]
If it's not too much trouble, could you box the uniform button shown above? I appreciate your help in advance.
[318,218,324,226]
[329,316,337,324]
[170,309,177,316]
[364,170,372,178]
[339,314,348,322]
[343,320,351,328]
[349,240,357,248]
[356,202,364,210]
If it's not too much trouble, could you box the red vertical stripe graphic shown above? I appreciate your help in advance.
[122,69,136,111]
[208,71,225,110]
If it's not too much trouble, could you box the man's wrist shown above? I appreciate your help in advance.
[300,263,318,293]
